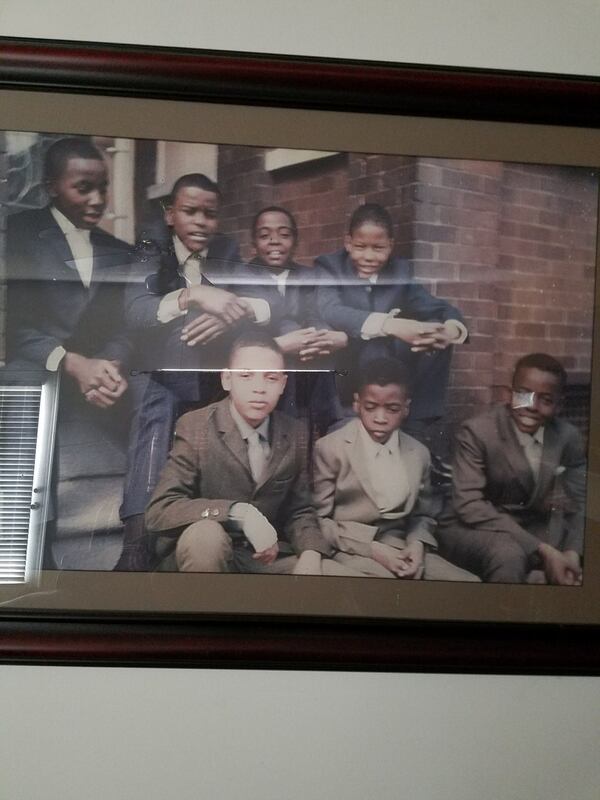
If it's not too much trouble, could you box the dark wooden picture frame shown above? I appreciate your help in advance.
[0,37,599,672]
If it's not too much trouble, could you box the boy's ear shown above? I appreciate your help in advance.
[221,370,232,392]
[343,234,353,254]
[164,205,174,227]
[279,372,288,395]
[46,179,58,199]
[352,392,360,413]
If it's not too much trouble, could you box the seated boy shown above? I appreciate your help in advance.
[118,173,265,569]
[436,353,587,584]
[314,203,467,433]
[144,332,335,575]
[312,357,478,580]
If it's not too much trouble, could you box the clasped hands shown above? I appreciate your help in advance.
[63,352,128,409]
[276,328,348,361]
[382,317,461,352]
[179,285,254,347]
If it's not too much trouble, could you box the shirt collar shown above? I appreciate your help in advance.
[358,421,400,456]
[50,206,91,241]
[511,418,545,448]
[229,400,270,443]
[173,235,206,267]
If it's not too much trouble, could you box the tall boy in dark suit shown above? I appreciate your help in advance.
[437,353,586,584]
[5,137,132,564]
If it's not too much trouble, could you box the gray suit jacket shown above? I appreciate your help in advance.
[443,404,587,556]
[145,398,331,556]
[312,418,438,555]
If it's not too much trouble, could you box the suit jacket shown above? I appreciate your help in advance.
[230,258,324,336]
[312,418,438,554]
[443,404,587,556]
[314,249,465,340]
[6,206,132,368]
[124,232,242,370]
[145,398,332,556]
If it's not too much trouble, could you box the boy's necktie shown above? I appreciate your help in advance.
[247,430,268,483]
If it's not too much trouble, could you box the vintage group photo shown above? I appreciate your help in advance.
[0,129,597,587]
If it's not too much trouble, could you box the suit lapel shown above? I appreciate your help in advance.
[530,421,561,505]
[216,401,253,477]
[496,406,536,497]
[255,412,290,491]
[345,421,380,507]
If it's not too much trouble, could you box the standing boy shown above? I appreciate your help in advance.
[5,137,132,565]
[312,358,478,580]
[315,203,467,430]
[437,353,586,584]
[6,137,131,403]
[145,332,333,575]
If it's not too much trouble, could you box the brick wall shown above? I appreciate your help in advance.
[217,145,597,426]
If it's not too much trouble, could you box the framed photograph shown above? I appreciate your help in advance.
[0,38,599,672]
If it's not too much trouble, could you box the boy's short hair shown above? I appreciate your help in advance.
[356,357,412,395]
[348,203,394,238]
[227,330,285,367]
[44,137,104,182]
[251,206,298,240]
[513,353,567,391]
[169,173,220,204]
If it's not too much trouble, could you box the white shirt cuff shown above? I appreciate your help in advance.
[360,312,391,340]
[157,290,187,323]
[444,320,468,344]
[46,346,66,371]
[242,297,271,325]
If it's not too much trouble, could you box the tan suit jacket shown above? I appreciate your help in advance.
[145,398,331,557]
[312,419,438,557]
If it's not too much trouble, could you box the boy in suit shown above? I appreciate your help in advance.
[312,357,478,580]
[5,137,133,567]
[145,332,335,575]
[6,137,131,405]
[117,174,268,569]
[436,353,587,584]
[314,203,467,430]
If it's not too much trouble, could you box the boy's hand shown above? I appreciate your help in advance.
[63,353,128,408]
[382,318,446,351]
[252,542,279,566]
[276,328,320,357]
[292,549,322,575]
[185,285,249,324]
[371,540,424,579]
[299,329,349,360]
[181,313,228,346]
[538,542,582,585]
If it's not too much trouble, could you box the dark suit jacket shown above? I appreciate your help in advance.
[230,258,324,336]
[6,207,132,368]
[442,404,587,556]
[144,398,331,556]
[124,232,242,370]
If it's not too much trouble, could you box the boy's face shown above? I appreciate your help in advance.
[253,210,296,269]
[48,156,108,229]
[344,222,393,279]
[353,383,410,443]
[221,345,287,428]
[510,366,561,434]
[165,186,219,253]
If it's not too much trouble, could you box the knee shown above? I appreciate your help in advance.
[482,537,528,583]
[176,520,232,572]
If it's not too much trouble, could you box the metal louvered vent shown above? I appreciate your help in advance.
[0,375,58,583]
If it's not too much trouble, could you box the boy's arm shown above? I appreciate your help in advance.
[311,438,339,519]
[145,414,236,535]
[554,426,587,556]
[282,428,333,556]
[404,456,440,550]
[402,282,468,341]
